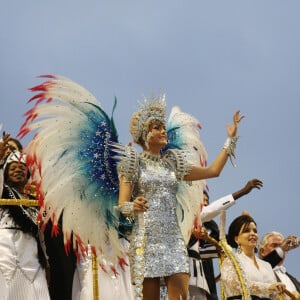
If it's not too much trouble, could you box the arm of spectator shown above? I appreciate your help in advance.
[231,178,263,200]
[201,194,235,222]
[279,235,300,252]
[0,132,10,163]
[201,179,263,223]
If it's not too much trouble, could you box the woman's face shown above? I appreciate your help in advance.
[235,221,258,250]
[147,121,167,148]
[6,162,27,186]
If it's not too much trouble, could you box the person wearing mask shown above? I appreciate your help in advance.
[258,231,300,299]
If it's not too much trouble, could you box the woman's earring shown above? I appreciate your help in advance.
[237,243,242,254]
[145,132,152,149]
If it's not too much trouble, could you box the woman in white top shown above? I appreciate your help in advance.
[72,238,134,300]
[0,151,50,300]
[221,214,286,300]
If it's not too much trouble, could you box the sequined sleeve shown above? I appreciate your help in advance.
[163,149,191,180]
[221,257,276,299]
[113,144,139,183]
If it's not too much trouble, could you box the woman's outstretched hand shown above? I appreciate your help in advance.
[227,110,244,137]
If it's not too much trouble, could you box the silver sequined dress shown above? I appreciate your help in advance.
[130,151,190,278]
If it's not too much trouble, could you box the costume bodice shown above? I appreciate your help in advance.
[130,152,189,278]
[133,152,178,228]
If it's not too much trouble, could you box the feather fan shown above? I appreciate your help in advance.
[166,106,208,244]
[19,75,124,266]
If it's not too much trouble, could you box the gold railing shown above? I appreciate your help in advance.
[0,199,38,206]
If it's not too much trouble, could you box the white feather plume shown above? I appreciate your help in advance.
[167,106,208,244]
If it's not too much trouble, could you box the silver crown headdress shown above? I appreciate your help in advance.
[3,151,26,172]
[130,94,166,145]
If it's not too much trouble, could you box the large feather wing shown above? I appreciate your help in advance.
[19,75,124,264]
[166,106,208,244]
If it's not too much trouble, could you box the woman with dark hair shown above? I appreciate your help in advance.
[0,151,50,299]
[221,214,286,300]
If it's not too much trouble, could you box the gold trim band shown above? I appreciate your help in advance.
[0,199,39,206]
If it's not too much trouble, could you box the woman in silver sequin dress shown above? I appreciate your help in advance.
[117,97,243,300]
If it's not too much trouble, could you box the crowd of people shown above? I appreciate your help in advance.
[0,76,299,300]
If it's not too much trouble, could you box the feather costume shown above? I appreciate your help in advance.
[19,75,208,270]
[19,75,123,268]
[166,106,208,244]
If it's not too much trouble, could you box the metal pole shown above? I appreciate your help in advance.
[92,252,99,300]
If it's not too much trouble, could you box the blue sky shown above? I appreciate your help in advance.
[1,0,299,282]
